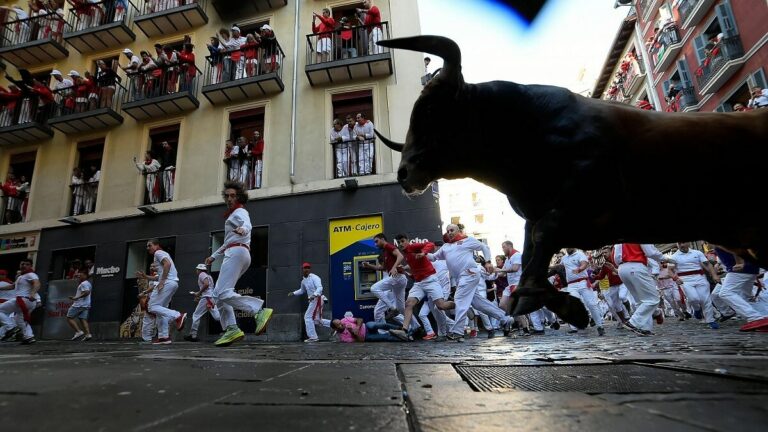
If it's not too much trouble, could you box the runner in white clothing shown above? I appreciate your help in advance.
[136,240,187,345]
[289,263,325,343]
[185,264,221,342]
[561,248,605,336]
[0,259,41,344]
[672,242,720,324]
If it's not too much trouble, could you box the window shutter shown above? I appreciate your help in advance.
[715,104,726,112]
[693,34,706,64]
[715,0,737,38]
[663,79,670,95]
[677,59,692,87]
[750,68,767,89]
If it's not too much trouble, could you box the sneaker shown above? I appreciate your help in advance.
[678,316,686,321]
[184,335,200,342]
[446,332,464,342]
[568,329,578,334]
[215,326,245,347]
[152,337,172,345]
[434,335,448,342]
[175,313,187,331]
[739,317,768,332]
[718,313,736,323]
[693,309,703,320]
[519,328,531,337]
[707,321,720,330]
[550,321,561,331]
[422,332,437,341]
[82,334,92,341]
[597,326,605,337]
[389,329,411,341]
[487,330,496,338]
[304,338,320,343]
[684,311,692,319]
[2,327,21,342]
[70,331,85,341]
[589,319,596,327]
[624,322,653,336]
[654,311,664,325]
[468,329,478,338]
[20,337,36,345]
[254,308,274,335]
[531,329,545,335]
[384,308,400,321]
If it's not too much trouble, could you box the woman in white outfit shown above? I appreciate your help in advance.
[205,181,273,346]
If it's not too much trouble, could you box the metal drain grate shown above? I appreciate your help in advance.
[455,364,768,393]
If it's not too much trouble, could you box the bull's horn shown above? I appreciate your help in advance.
[374,129,404,152]
[378,36,461,85]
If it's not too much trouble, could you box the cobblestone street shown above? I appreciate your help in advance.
[2,319,766,431]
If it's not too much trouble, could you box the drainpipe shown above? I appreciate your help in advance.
[289,0,300,185]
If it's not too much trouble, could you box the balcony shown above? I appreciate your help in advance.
[69,182,99,216]
[0,97,54,146]
[665,86,698,112]
[141,170,174,204]
[696,36,746,95]
[122,64,201,121]
[224,155,262,190]
[212,0,287,21]
[202,43,285,105]
[46,84,126,134]
[677,0,715,29]
[650,24,683,73]
[332,139,376,179]
[305,22,393,86]
[134,0,208,38]
[64,0,138,53]
[620,57,646,98]
[0,14,69,68]
[0,191,29,225]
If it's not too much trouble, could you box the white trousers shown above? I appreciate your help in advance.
[190,297,221,337]
[719,272,764,322]
[450,272,508,335]
[148,280,180,338]
[564,280,604,327]
[213,247,263,329]
[660,286,685,317]
[680,274,710,313]
[371,274,407,313]
[605,284,629,319]
[0,298,36,338]
[142,312,156,341]
[529,309,547,331]
[618,262,658,331]
[369,27,383,54]
[303,297,323,339]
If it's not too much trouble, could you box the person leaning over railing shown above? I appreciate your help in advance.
[259,24,279,73]
[134,151,162,204]
[330,118,351,178]
[96,59,119,108]
[178,41,196,92]
[0,85,22,127]
[71,167,85,216]
[242,33,260,77]
[138,50,158,98]
[28,79,54,123]
[312,8,335,63]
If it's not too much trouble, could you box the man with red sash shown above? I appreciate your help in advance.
[672,242,720,327]
[562,248,605,336]
[0,259,41,344]
[613,244,665,335]
[289,262,325,343]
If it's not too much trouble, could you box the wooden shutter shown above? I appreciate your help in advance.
[715,0,737,38]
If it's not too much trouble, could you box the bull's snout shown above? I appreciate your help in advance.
[397,166,408,183]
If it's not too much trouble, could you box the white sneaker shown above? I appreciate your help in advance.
[71,331,84,341]
[82,334,92,341]
[304,338,319,343]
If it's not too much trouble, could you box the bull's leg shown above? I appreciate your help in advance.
[512,217,589,329]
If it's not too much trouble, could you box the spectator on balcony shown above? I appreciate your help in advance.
[242,34,261,77]
[70,0,94,31]
[747,86,768,109]
[235,136,250,185]
[353,112,375,175]
[83,70,99,111]
[733,103,748,112]
[224,139,239,181]
[139,51,158,98]
[422,56,432,86]
[217,28,233,81]
[2,173,23,224]
[343,115,358,173]
[71,167,85,215]
[636,100,654,111]
[339,17,356,59]
[207,36,224,84]
[259,24,279,73]
[165,45,181,94]
[251,131,264,189]
[178,42,196,93]
[28,79,54,123]
[96,59,119,109]
[159,141,175,202]
[224,26,246,80]
[67,70,88,113]
[50,69,73,115]
[84,164,100,213]
[331,118,351,178]
[134,151,161,204]
[120,48,141,99]
[0,85,22,127]
[358,0,383,55]
[4,6,31,44]
[114,0,128,22]
[312,8,336,63]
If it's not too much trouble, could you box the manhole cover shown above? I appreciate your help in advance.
[455,364,768,393]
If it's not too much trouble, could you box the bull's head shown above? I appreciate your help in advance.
[375,36,464,196]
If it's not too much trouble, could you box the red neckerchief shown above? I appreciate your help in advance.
[0,278,12,284]
[144,159,153,165]
[445,233,467,243]
[21,268,35,275]
[506,248,519,257]
[224,203,243,218]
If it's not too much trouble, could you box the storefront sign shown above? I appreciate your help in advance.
[329,215,383,321]
[95,266,121,278]
[0,234,37,252]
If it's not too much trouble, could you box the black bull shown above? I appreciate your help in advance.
[374,36,768,328]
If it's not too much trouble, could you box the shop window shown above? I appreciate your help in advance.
[2,151,36,225]
[227,107,265,189]
[49,246,96,281]
[331,90,375,178]
[141,124,179,204]
[69,139,104,216]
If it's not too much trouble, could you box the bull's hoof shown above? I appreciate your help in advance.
[511,295,545,316]
[543,292,589,329]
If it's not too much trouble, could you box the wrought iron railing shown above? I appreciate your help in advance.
[331,139,376,178]
[649,24,681,68]
[123,62,201,104]
[0,11,68,48]
[1,187,29,225]
[135,0,206,16]
[70,181,99,216]
[620,58,644,96]
[0,96,50,128]
[65,0,138,33]
[695,36,744,89]
[204,41,284,86]
[224,155,262,190]
[676,0,696,25]
[48,80,126,118]
[141,170,174,204]
[666,86,697,112]
[306,21,391,66]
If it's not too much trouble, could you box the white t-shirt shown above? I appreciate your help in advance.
[671,249,708,274]
[198,272,214,297]
[154,250,179,282]
[15,272,39,297]
[561,250,588,282]
[0,281,14,300]
[294,273,323,298]
[503,252,522,286]
[72,280,92,307]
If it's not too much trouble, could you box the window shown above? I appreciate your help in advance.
[227,108,265,189]
[233,19,270,39]
[331,90,375,178]
[692,1,737,64]
[2,151,36,224]
[474,214,484,224]
[70,139,104,216]
[122,237,176,321]
[141,125,179,204]
[49,246,96,281]
[450,216,461,225]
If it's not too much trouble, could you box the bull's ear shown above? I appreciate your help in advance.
[378,36,462,86]
[374,129,404,152]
